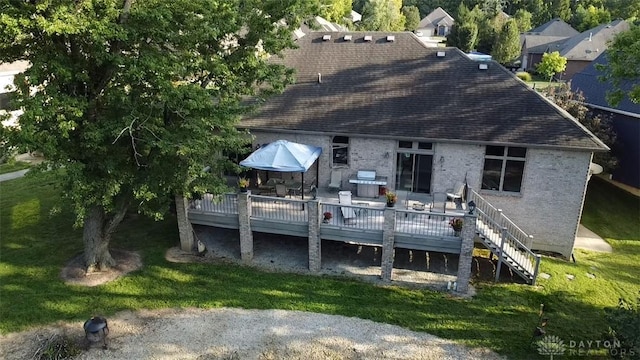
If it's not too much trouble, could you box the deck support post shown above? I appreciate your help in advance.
[238,191,253,263]
[456,213,477,293]
[308,200,322,272]
[380,208,396,282]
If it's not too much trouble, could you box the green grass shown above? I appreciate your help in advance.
[0,160,30,174]
[1,174,638,359]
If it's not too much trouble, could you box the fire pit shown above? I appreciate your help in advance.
[83,316,109,349]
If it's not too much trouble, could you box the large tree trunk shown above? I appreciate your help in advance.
[175,194,195,252]
[83,202,129,272]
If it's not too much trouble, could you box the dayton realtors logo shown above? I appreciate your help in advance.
[537,335,566,359]
[537,335,635,358]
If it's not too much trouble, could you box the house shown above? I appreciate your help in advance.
[417,7,454,37]
[521,19,629,80]
[238,32,608,260]
[520,18,579,72]
[571,52,640,188]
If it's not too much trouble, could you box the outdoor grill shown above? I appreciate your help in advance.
[84,316,109,349]
[349,170,387,198]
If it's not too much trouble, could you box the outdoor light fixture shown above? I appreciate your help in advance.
[467,201,476,215]
[84,316,109,349]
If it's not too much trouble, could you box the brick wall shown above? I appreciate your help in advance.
[248,131,592,258]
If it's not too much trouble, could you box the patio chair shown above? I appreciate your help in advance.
[338,190,357,224]
[275,183,287,197]
[446,181,465,209]
[328,169,342,192]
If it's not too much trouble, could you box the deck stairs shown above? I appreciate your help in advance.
[468,189,541,285]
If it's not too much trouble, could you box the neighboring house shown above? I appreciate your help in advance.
[0,60,29,128]
[571,52,640,188]
[239,32,608,259]
[417,7,454,37]
[349,10,362,23]
[520,18,579,71]
[521,19,629,80]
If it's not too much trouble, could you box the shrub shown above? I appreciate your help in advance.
[516,71,532,82]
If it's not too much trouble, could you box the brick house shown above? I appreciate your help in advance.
[239,32,608,259]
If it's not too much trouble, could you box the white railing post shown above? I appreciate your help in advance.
[532,255,542,285]
[495,227,507,282]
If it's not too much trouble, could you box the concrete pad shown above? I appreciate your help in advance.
[574,225,612,253]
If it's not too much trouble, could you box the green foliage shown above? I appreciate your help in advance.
[401,5,421,31]
[360,0,406,31]
[552,0,572,21]
[319,0,353,23]
[605,294,640,359]
[516,71,533,81]
[536,51,568,81]
[447,22,478,52]
[597,25,640,107]
[571,4,612,32]
[0,0,316,264]
[542,83,618,172]
[492,19,521,64]
[513,8,533,32]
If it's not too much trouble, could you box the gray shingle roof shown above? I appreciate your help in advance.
[418,7,454,28]
[559,20,629,61]
[241,32,607,151]
[526,18,579,37]
[571,52,640,115]
[521,35,569,54]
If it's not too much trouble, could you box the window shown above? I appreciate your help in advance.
[481,146,526,192]
[332,136,349,165]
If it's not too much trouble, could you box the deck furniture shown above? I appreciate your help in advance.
[328,169,342,192]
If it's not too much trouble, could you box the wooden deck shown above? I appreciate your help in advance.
[188,187,541,285]
[188,190,466,255]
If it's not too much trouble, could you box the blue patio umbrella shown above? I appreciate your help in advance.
[240,140,322,200]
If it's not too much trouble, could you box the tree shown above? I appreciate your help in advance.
[513,8,533,32]
[492,19,521,64]
[448,22,479,52]
[536,51,568,81]
[598,25,640,106]
[402,5,421,31]
[551,0,572,21]
[0,0,315,271]
[543,84,617,172]
[570,4,611,32]
[319,0,353,23]
[360,0,406,31]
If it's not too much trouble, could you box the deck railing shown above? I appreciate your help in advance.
[192,193,238,214]
[395,210,464,237]
[468,189,533,248]
[250,195,308,223]
[321,203,385,230]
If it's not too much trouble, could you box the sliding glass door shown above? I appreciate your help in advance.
[396,153,433,193]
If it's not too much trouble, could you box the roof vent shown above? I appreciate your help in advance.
[386,35,395,42]
[322,34,331,41]
[318,73,322,83]
[343,34,352,41]
[478,63,489,70]
[436,51,446,57]
[364,35,373,42]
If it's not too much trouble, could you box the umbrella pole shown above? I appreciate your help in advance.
[301,172,305,210]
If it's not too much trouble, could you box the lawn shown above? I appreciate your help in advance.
[1,173,638,359]
[0,160,30,175]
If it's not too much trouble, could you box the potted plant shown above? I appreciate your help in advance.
[385,191,397,207]
[238,177,250,192]
[323,211,332,223]
[449,218,463,236]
